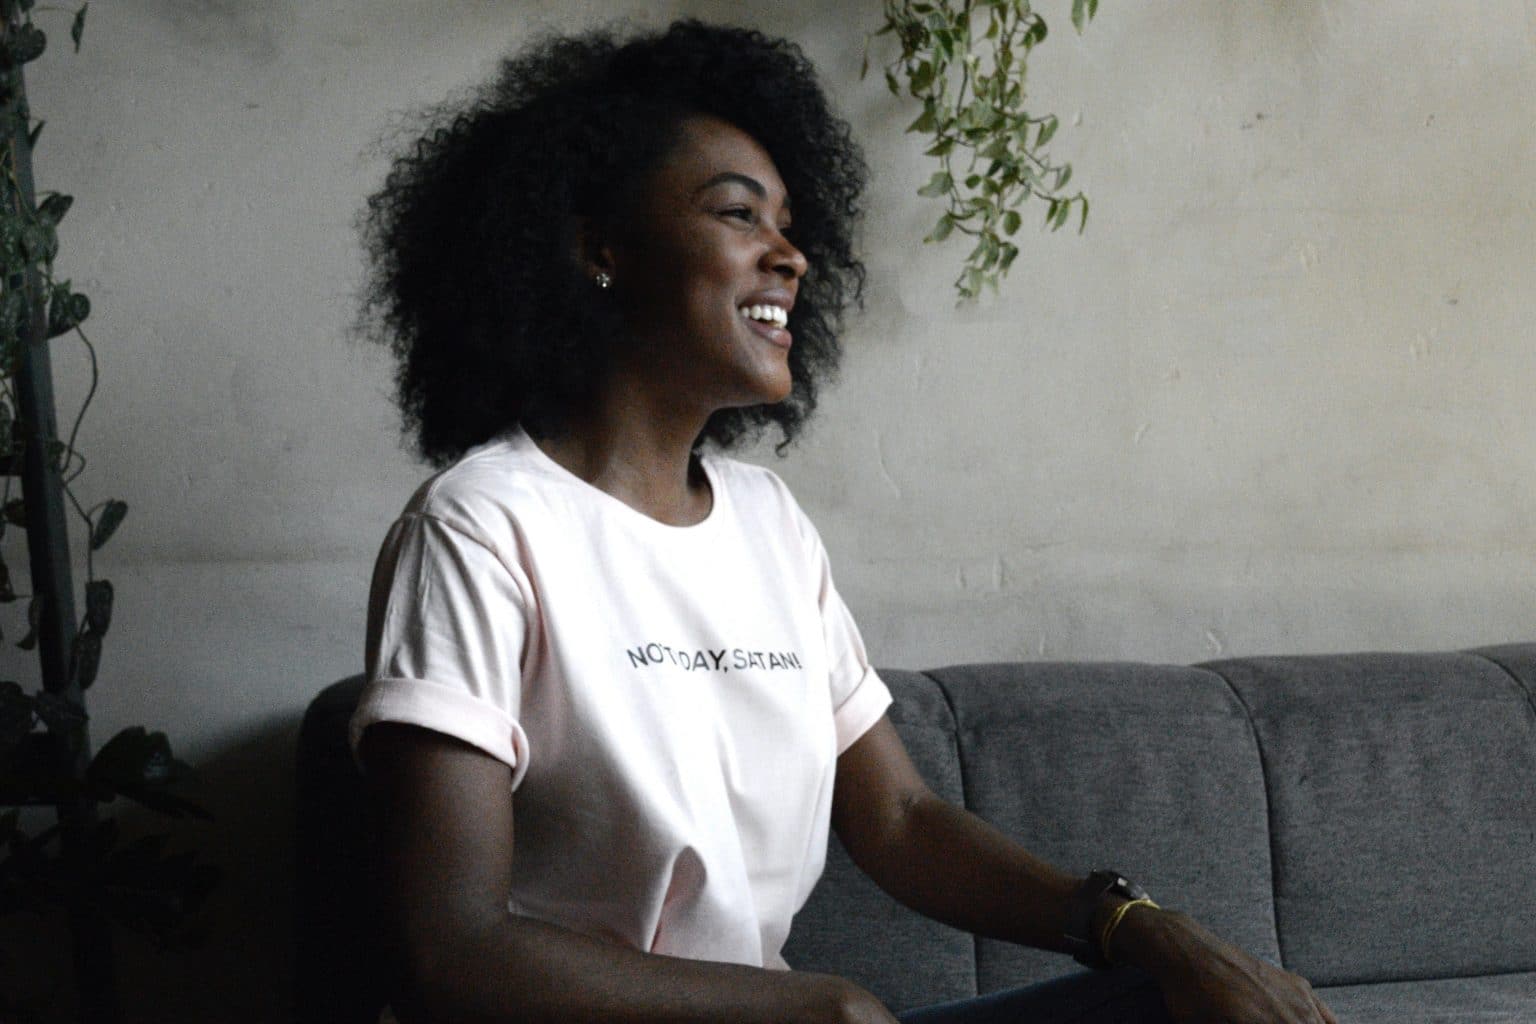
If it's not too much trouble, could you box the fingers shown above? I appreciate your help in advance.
[1291,972,1336,1024]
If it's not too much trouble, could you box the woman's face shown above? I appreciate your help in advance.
[601,115,808,414]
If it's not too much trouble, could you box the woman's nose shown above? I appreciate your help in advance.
[764,231,808,280]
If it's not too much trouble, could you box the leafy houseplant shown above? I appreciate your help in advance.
[868,0,1099,298]
[0,2,217,1019]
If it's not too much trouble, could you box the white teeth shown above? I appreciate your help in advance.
[739,304,788,328]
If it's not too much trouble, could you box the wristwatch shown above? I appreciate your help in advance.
[1062,869,1151,968]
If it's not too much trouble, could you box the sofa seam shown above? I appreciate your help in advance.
[1196,663,1289,970]
[922,669,982,1000]
[1466,649,1536,726]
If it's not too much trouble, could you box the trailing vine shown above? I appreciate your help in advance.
[868,0,1099,299]
[0,2,217,1015]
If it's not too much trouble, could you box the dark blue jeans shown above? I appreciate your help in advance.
[897,968,1171,1024]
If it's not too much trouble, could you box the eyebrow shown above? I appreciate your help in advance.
[693,172,791,209]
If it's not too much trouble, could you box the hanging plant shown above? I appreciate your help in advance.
[867,0,1099,298]
[0,2,218,1017]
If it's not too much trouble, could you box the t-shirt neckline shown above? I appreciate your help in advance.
[511,425,724,535]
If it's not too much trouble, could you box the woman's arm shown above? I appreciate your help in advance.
[361,722,901,1024]
[831,717,1337,1024]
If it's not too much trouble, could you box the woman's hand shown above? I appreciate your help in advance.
[793,974,904,1024]
[1122,908,1338,1024]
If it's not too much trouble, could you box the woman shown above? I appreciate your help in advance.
[353,19,1336,1024]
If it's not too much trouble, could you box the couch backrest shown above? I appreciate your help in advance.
[1200,645,1536,986]
[295,646,1536,1020]
[784,662,1282,1009]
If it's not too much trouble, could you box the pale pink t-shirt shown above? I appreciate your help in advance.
[350,427,892,970]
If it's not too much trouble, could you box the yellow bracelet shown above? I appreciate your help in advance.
[1098,896,1159,965]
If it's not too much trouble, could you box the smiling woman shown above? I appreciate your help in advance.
[588,116,807,425]
[349,18,1336,1024]
[358,21,865,468]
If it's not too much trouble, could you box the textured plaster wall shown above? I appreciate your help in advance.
[3,0,1532,1019]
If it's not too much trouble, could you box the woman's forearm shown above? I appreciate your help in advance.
[389,910,891,1024]
[839,789,1087,953]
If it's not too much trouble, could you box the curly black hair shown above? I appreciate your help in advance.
[359,20,868,466]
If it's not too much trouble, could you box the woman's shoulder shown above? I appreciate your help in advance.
[397,432,566,540]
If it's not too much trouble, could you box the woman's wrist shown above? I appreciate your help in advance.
[1098,901,1191,973]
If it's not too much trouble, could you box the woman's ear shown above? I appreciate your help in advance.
[571,216,617,283]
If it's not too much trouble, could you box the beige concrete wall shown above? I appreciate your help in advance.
[4,0,1532,1018]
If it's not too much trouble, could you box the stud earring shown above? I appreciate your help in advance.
[594,271,612,290]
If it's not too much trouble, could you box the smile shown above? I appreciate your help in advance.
[738,304,788,329]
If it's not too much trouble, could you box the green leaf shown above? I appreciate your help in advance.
[1037,116,1058,147]
[1056,164,1073,190]
[85,579,113,636]
[1024,17,1048,48]
[36,193,72,227]
[71,629,101,689]
[68,290,90,325]
[906,104,937,134]
[911,60,934,93]
[91,499,128,550]
[4,24,46,66]
[1052,199,1072,230]
[0,679,32,753]
[20,222,58,262]
[1073,0,1088,32]
[47,285,90,337]
[1078,195,1090,233]
[924,214,955,243]
[17,595,39,650]
[89,728,210,819]
[924,136,955,157]
[89,727,178,790]
[0,218,22,259]
[981,233,1000,266]
[71,4,88,52]
[33,690,86,738]
[26,118,43,150]
[981,136,1012,162]
[1003,209,1022,235]
[916,171,953,198]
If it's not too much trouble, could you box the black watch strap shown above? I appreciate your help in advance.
[1062,870,1149,968]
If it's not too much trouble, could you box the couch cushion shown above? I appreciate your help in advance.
[1205,651,1536,985]
[1316,971,1536,1024]
[927,662,1280,994]
[783,669,977,1013]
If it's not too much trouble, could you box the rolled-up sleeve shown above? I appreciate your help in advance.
[808,530,892,754]
[351,513,533,789]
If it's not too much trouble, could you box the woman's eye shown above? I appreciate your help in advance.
[722,207,756,223]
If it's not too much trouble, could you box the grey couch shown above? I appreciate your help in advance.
[295,644,1536,1023]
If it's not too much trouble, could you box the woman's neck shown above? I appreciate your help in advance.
[531,399,713,527]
